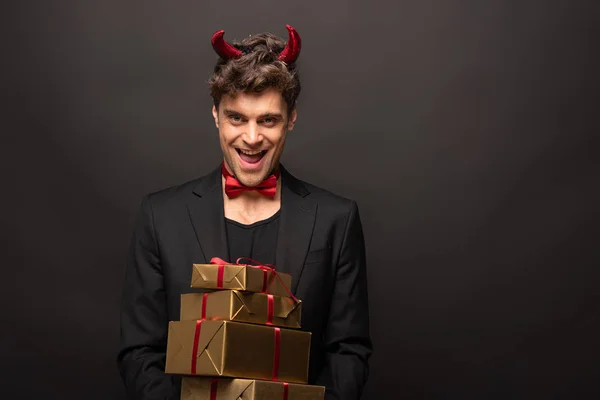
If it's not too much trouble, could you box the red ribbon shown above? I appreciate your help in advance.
[283,382,289,400]
[191,293,210,374]
[202,292,208,320]
[272,327,281,381]
[261,269,268,293]
[267,294,274,325]
[210,378,218,400]
[209,257,298,304]
[216,264,224,288]
[190,320,202,374]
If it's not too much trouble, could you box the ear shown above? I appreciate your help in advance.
[287,108,298,131]
[212,105,219,128]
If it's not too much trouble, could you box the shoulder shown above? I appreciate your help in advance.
[141,166,220,211]
[283,165,359,220]
[305,181,361,228]
[145,179,199,203]
[304,180,355,208]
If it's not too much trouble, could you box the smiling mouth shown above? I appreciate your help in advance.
[236,148,267,164]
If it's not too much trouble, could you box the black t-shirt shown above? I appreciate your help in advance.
[225,210,280,265]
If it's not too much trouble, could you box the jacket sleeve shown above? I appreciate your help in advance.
[117,195,178,400]
[316,200,373,399]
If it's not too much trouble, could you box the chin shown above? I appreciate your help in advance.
[238,168,271,187]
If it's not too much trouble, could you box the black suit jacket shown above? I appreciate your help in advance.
[117,165,372,399]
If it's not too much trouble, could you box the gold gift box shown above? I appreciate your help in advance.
[181,377,325,400]
[180,290,302,329]
[190,263,293,297]
[165,320,310,384]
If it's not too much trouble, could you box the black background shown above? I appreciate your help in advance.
[3,1,599,398]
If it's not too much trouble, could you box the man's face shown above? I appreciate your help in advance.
[212,88,297,187]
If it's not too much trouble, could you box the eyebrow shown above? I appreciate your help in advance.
[223,109,283,119]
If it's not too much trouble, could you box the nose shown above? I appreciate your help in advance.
[243,121,262,147]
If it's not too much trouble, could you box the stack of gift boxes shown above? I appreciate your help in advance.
[165,260,325,399]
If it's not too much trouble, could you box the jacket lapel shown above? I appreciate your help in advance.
[187,166,229,263]
[276,165,317,294]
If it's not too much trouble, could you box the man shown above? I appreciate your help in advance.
[117,25,372,400]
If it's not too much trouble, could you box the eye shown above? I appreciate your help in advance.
[228,115,244,124]
[261,117,278,126]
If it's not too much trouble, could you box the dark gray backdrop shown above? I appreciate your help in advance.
[3,1,599,399]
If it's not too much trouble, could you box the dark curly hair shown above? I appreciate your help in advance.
[208,32,301,115]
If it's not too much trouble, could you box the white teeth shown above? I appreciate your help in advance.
[239,149,263,156]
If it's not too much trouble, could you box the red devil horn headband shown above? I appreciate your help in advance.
[211,25,302,64]
[278,25,302,63]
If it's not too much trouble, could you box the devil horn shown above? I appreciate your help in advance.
[278,25,302,64]
[211,30,243,60]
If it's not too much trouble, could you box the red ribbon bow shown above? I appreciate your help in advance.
[221,162,280,198]
[209,257,299,304]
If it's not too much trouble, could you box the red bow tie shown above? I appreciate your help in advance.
[221,162,280,198]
